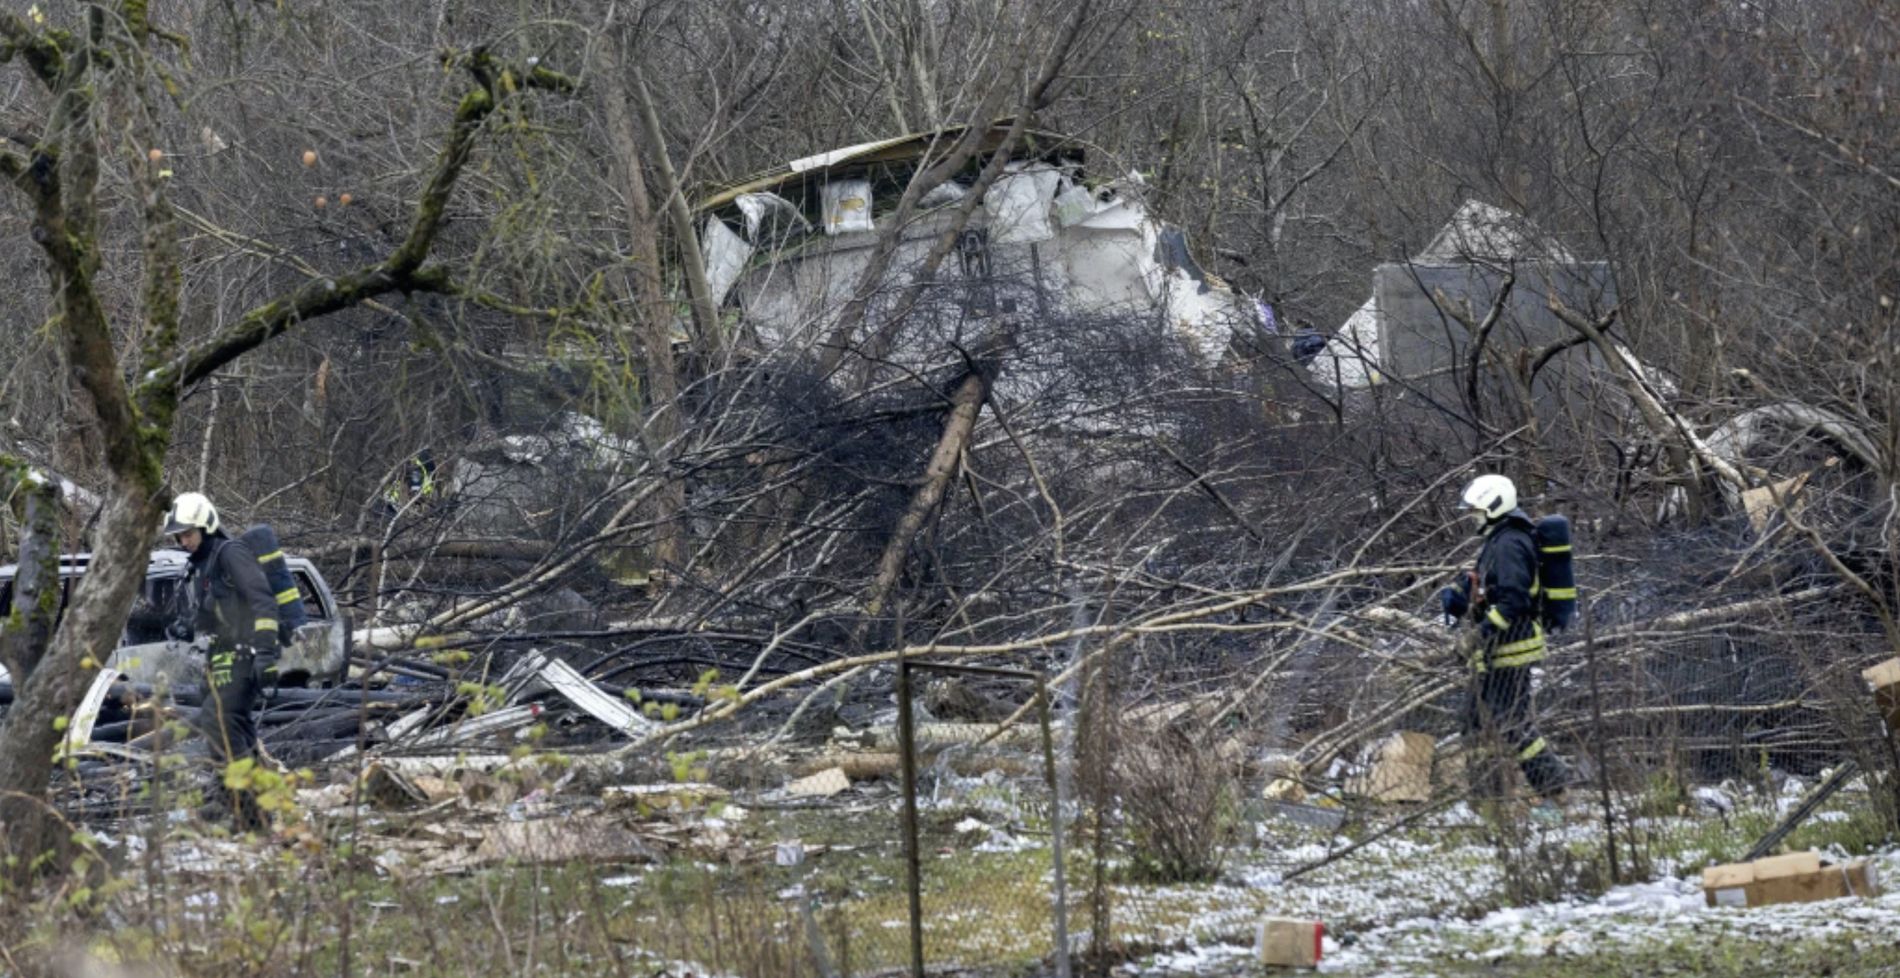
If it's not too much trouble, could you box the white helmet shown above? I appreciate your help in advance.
[163,491,220,536]
[1461,474,1517,523]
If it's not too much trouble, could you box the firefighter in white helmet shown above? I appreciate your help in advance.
[163,491,279,829]
[1441,474,1569,820]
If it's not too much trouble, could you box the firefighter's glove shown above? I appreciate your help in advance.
[248,630,280,659]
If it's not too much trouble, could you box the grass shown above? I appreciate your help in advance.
[10,773,1897,978]
[1612,792,1893,878]
[1431,932,1900,977]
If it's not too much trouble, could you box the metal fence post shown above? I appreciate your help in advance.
[1037,677,1073,978]
[896,655,925,978]
[1584,600,1620,884]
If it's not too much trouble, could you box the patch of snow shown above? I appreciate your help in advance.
[974,828,1035,853]
[1317,848,1900,975]
[1138,941,1251,975]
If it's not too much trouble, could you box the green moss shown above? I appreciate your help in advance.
[456,87,493,119]
[121,0,149,38]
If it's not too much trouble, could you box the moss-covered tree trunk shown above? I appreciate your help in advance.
[0,5,570,874]
[0,488,163,863]
[0,466,61,682]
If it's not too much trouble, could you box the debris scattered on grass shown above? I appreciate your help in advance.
[786,766,851,798]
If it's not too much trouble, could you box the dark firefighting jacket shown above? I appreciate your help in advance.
[1471,510,1546,671]
[185,532,282,654]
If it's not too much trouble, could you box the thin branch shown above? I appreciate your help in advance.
[148,54,575,395]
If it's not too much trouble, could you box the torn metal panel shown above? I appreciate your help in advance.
[106,639,199,688]
[1163,268,1247,364]
[701,217,754,307]
[1704,402,1883,474]
[1415,199,1579,264]
[280,619,350,684]
[59,668,123,759]
[381,705,434,741]
[524,654,658,739]
[986,162,1060,244]
[325,704,432,762]
[696,122,1074,213]
[402,703,544,749]
[1309,297,1382,388]
[790,137,915,174]
[919,181,969,208]
[1068,195,1146,231]
[1373,260,1614,382]
[735,192,810,242]
[698,127,1243,370]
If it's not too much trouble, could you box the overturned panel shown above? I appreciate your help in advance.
[1371,260,1615,410]
[1373,261,1614,382]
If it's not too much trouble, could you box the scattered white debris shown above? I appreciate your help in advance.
[786,766,850,798]
[1693,785,1736,816]
[973,828,1035,854]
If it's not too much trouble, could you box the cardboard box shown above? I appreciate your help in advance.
[1701,851,1881,908]
[1256,916,1323,968]
[1741,473,1809,533]
[1345,731,1435,803]
[1864,658,1900,733]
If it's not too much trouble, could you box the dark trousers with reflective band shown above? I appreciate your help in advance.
[1464,664,1566,798]
[195,646,260,765]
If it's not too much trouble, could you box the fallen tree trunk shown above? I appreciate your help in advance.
[865,367,992,618]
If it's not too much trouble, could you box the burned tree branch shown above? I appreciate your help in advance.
[866,368,992,617]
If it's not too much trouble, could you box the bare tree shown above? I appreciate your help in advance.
[0,3,572,867]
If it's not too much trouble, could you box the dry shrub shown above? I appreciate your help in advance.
[1115,726,1241,883]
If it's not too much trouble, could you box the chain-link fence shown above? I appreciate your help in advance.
[885,660,1071,977]
[1252,568,1899,909]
